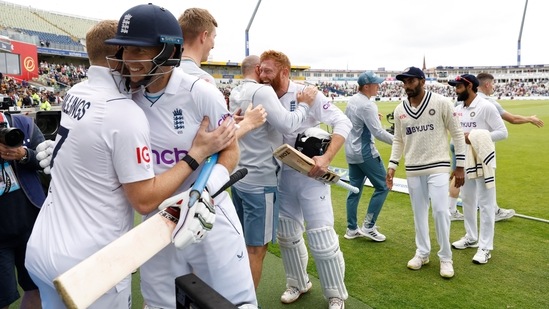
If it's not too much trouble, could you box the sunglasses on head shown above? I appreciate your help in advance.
[455,75,472,85]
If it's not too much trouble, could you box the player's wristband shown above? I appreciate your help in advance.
[182,154,199,171]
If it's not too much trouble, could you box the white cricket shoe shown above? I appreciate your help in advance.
[449,210,464,221]
[328,297,345,309]
[452,236,479,249]
[343,228,366,240]
[495,208,515,222]
[407,254,429,270]
[280,281,312,304]
[473,249,492,264]
[440,260,454,278]
[361,226,387,242]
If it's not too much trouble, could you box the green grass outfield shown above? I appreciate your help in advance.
[15,99,549,308]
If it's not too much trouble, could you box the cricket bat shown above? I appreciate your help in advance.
[53,157,248,308]
[273,144,359,193]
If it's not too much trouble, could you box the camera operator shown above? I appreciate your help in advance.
[0,111,45,308]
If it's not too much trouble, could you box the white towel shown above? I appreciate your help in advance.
[465,129,495,188]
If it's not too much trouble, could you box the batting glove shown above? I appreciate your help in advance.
[36,140,55,174]
[157,188,216,250]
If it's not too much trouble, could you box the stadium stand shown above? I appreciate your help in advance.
[1,0,548,101]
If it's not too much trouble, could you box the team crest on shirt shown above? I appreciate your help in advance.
[173,108,184,130]
[290,100,296,111]
[429,109,435,115]
[470,112,476,117]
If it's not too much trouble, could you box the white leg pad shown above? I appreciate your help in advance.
[277,216,310,291]
[306,227,348,300]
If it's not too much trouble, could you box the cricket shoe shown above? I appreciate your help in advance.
[472,249,492,264]
[495,208,515,222]
[407,254,429,270]
[329,297,345,309]
[449,210,464,221]
[452,236,479,249]
[280,281,312,304]
[343,228,366,240]
[440,260,454,278]
[361,226,386,242]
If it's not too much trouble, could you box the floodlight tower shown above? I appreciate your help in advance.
[517,0,528,66]
[245,0,262,56]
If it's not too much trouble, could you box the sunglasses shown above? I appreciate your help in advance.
[455,75,472,85]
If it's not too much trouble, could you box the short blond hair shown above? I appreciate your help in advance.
[86,20,118,65]
[178,8,218,42]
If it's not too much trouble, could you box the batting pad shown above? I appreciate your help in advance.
[306,227,348,300]
[277,216,310,291]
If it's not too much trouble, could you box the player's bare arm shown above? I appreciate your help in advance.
[308,133,344,178]
[122,116,237,215]
[296,85,318,107]
[216,137,240,174]
[386,168,396,190]
[502,112,544,128]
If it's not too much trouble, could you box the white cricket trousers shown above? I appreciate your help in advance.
[407,173,452,261]
[461,176,496,250]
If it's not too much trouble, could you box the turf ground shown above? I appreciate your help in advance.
[14,99,549,308]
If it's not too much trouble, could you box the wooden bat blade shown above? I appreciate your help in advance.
[273,144,341,183]
[273,144,359,193]
[53,210,176,309]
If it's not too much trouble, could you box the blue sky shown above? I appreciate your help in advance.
[11,0,547,70]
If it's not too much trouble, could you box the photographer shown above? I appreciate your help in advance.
[0,111,45,309]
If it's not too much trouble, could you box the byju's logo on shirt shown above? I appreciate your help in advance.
[405,124,434,135]
[173,108,184,130]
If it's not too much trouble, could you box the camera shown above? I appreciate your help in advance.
[0,122,24,147]
[386,111,395,135]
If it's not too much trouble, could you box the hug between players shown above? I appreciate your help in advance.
[2,3,544,309]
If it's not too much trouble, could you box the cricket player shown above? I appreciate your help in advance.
[449,74,508,264]
[25,19,233,308]
[386,67,466,278]
[104,4,257,308]
[177,8,217,85]
[229,54,317,289]
[259,50,352,309]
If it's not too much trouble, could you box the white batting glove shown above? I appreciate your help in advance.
[36,140,55,174]
[157,188,216,250]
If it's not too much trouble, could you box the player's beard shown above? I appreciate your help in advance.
[268,71,284,93]
[405,83,422,99]
[457,90,469,102]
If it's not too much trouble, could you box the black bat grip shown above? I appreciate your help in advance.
[211,168,248,198]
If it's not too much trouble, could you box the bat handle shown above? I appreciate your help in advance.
[336,180,360,194]
[188,153,219,208]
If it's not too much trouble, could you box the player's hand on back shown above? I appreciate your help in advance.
[297,85,318,107]
[236,103,267,137]
[36,139,55,174]
[190,116,236,161]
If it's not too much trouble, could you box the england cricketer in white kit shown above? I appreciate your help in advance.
[229,55,316,289]
[25,20,232,309]
[177,8,217,86]
[259,50,352,309]
[105,4,257,309]
[386,67,466,279]
[449,74,508,264]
